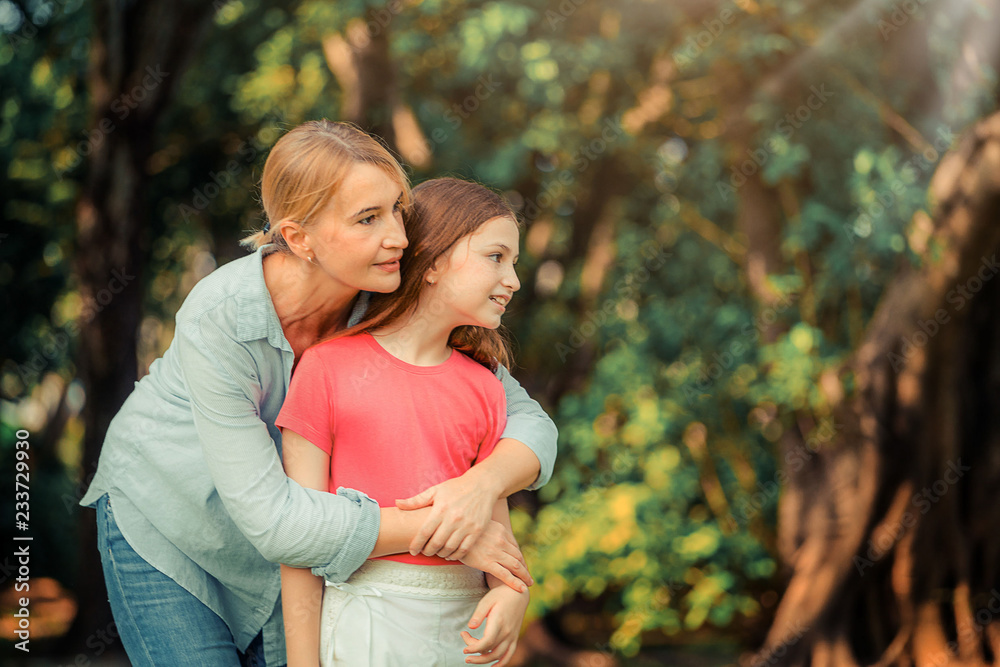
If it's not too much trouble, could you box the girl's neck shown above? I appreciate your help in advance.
[263,252,357,355]
[371,300,457,366]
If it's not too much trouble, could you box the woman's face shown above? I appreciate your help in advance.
[307,162,408,294]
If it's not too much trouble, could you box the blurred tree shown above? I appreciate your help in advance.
[68,0,219,649]
[758,112,1000,667]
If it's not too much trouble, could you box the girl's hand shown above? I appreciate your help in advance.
[456,520,533,593]
[397,471,501,560]
[460,585,530,666]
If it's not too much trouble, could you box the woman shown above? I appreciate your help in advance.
[79,121,557,666]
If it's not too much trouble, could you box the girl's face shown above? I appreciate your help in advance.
[426,215,521,330]
[307,162,408,293]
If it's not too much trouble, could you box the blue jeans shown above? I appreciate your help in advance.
[96,494,270,666]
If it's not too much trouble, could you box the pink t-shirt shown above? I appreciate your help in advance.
[275,333,506,566]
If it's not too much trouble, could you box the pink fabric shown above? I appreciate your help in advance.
[276,333,506,566]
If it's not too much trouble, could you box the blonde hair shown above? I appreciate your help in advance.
[241,120,411,252]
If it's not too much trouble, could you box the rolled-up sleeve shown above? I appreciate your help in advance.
[175,311,380,583]
[494,365,558,490]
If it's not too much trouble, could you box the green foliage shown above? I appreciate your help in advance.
[3,0,998,655]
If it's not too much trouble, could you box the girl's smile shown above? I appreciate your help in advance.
[425,215,521,331]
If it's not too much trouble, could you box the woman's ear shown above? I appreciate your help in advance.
[277,219,310,259]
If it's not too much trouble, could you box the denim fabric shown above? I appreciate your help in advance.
[97,494,278,667]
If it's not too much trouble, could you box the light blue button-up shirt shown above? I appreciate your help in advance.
[80,244,557,665]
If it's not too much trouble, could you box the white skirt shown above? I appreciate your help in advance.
[319,559,489,667]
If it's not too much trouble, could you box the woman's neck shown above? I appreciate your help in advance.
[371,300,456,366]
[263,252,358,355]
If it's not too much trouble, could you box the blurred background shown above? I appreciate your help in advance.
[3,0,1000,665]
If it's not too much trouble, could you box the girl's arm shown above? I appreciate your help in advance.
[279,429,330,667]
[461,498,531,667]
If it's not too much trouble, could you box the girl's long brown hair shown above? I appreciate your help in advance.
[341,177,518,371]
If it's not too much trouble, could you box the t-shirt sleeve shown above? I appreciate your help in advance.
[474,376,507,465]
[276,346,335,455]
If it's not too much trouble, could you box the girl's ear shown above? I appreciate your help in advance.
[424,261,441,285]
[425,247,454,285]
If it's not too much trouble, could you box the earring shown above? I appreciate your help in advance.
[308,255,317,265]
[427,278,435,284]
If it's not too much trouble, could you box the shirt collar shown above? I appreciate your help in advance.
[235,244,371,349]
[235,244,281,347]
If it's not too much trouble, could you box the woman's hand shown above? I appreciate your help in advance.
[456,520,532,593]
[396,470,502,560]
[460,584,530,665]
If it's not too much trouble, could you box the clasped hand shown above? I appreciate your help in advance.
[396,475,533,593]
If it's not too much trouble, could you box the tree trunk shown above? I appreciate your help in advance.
[70,0,215,652]
[756,112,1000,666]
[322,10,399,151]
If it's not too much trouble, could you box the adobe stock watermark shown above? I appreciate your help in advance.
[62,460,101,515]
[679,291,798,399]
[726,419,841,529]
[53,620,120,667]
[545,0,587,30]
[853,459,971,575]
[521,449,638,565]
[178,114,284,222]
[672,1,748,71]
[886,253,999,371]
[592,578,687,657]
[875,0,933,41]
[914,589,1000,667]
[60,334,173,512]
[13,267,136,388]
[348,0,417,51]
[717,84,835,201]
[55,66,170,179]
[953,589,1000,655]
[519,116,624,220]
[4,0,75,51]
[747,620,810,667]
[843,125,954,244]
[410,74,502,164]
[554,240,671,362]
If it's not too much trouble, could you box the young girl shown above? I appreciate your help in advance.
[276,178,531,666]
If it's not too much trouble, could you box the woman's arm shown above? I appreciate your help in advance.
[280,433,329,667]
[494,365,558,491]
[396,438,539,557]
[396,368,556,560]
[280,429,532,592]
[175,312,379,582]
